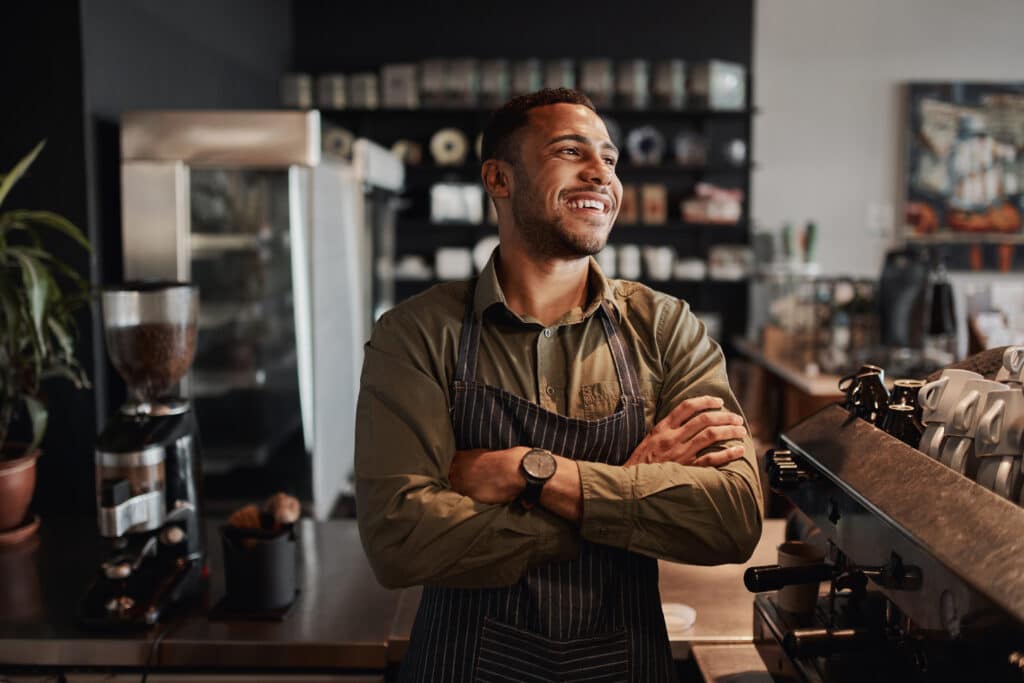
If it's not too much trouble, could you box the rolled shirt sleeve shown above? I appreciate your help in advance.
[577,299,763,565]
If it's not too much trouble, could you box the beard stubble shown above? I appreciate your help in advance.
[509,166,610,260]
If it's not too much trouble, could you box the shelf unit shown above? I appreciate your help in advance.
[324,102,755,346]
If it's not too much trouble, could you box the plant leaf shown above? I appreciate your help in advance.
[0,272,17,324]
[6,246,48,348]
[2,244,88,289]
[10,210,91,250]
[47,317,74,360]
[41,361,90,389]
[23,395,48,453]
[0,141,45,209]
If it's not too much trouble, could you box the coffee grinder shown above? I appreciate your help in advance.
[81,282,205,628]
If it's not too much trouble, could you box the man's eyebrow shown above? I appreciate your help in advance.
[546,134,619,156]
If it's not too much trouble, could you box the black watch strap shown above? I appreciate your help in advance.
[521,478,545,508]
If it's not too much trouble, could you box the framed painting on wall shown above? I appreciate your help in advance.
[903,82,1024,270]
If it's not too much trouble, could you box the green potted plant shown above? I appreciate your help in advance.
[0,141,91,535]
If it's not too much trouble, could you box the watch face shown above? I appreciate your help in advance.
[523,449,556,479]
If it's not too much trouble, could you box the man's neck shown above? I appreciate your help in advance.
[496,245,590,328]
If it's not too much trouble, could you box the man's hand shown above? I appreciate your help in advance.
[449,447,528,504]
[624,396,747,468]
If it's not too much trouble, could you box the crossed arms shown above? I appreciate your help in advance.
[355,303,763,590]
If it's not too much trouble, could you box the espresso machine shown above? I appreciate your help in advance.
[745,356,1024,681]
[81,282,205,629]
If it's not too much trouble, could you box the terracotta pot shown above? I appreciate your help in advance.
[0,447,40,531]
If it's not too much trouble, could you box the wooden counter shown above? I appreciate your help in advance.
[0,518,399,675]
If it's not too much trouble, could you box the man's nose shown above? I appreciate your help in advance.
[581,158,613,185]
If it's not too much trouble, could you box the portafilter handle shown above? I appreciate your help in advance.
[743,563,834,593]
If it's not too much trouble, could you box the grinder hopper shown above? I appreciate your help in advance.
[102,282,198,413]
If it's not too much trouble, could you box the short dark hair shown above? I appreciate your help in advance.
[481,88,596,163]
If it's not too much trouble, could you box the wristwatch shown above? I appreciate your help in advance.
[519,448,557,508]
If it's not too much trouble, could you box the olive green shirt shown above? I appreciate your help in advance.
[355,252,763,590]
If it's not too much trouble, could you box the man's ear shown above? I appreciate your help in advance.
[482,159,511,199]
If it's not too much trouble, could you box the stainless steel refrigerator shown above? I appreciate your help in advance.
[119,110,403,519]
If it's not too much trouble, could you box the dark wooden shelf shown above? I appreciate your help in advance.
[402,163,754,185]
[613,220,748,233]
[319,106,758,118]
[618,162,756,174]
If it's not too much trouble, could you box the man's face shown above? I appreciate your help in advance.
[507,103,622,260]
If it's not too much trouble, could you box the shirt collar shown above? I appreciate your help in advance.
[473,247,621,325]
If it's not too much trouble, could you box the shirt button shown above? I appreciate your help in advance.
[543,328,552,338]
[546,386,555,396]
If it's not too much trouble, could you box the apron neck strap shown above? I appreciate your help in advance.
[599,301,642,399]
[454,280,481,384]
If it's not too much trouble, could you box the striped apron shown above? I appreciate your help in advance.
[400,294,677,682]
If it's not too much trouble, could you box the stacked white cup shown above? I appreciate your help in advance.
[919,369,983,462]
[918,346,1024,502]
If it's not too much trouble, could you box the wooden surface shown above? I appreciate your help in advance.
[0,518,401,671]
[691,644,774,682]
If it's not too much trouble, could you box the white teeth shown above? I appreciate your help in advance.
[568,198,605,211]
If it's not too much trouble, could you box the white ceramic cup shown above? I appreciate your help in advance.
[435,247,474,280]
[975,387,1024,457]
[643,246,675,281]
[919,369,983,425]
[618,244,642,280]
[776,541,826,615]
[976,456,1022,501]
[938,435,975,476]
[945,379,1008,437]
[995,347,1024,385]
[919,422,945,459]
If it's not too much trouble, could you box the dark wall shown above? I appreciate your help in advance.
[1,1,293,516]
[1,4,96,515]
[293,0,752,70]
[81,0,292,118]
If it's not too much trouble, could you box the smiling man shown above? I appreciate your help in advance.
[355,89,762,682]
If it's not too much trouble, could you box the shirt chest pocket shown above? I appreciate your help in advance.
[579,380,657,421]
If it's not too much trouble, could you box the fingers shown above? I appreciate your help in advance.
[658,396,726,431]
[692,445,746,467]
[660,420,746,466]
[674,408,745,444]
[686,423,748,453]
